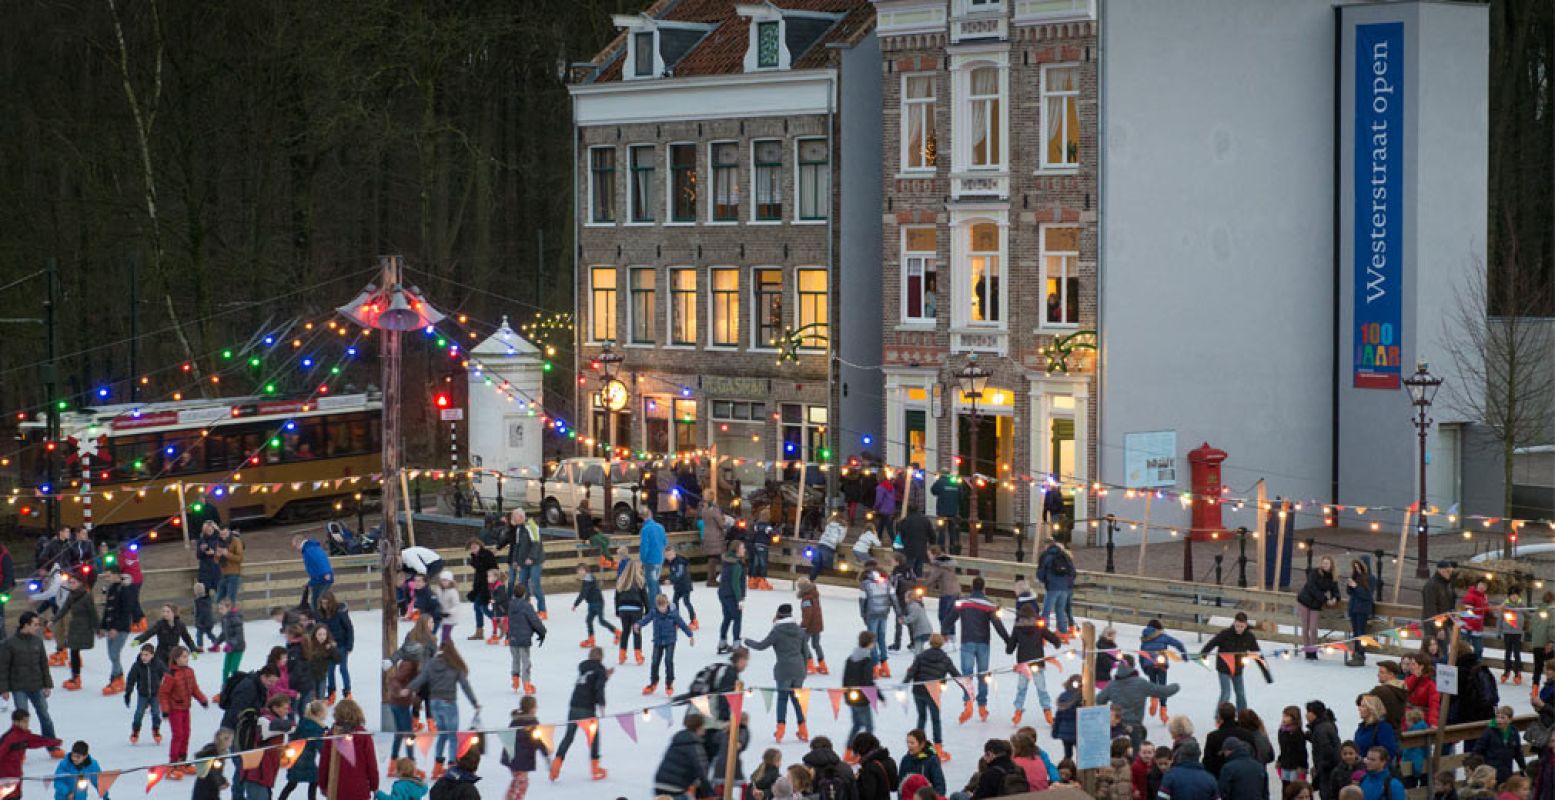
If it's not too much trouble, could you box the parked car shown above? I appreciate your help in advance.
[524,457,640,532]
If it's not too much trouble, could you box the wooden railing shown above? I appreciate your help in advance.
[1398,714,1539,799]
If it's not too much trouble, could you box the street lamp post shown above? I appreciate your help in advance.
[1104,513,1117,573]
[956,355,991,559]
[595,342,626,535]
[1403,362,1443,578]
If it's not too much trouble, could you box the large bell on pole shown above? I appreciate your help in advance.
[378,289,423,331]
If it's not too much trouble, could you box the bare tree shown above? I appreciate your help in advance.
[1444,225,1555,557]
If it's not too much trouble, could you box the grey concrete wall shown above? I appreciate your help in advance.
[839,32,885,456]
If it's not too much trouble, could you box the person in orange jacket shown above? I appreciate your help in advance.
[157,645,209,778]
[0,708,62,799]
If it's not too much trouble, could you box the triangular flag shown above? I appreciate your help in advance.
[195,758,215,779]
[97,771,119,795]
[1164,650,1182,663]
[1045,657,1065,674]
[925,681,944,708]
[1359,636,1380,648]
[496,729,518,757]
[791,688,811,718]
[827,688,845,719]
[533,724,556,753]
[280,742,304,769]
[616,711,638,743]
[759,688,775,713]
[1220,654,1239,673]
[582,719,599,748]
[727,691,744,723]
[862,687,880,708]
[241,749,265,770]
[145,766,168,792]
[336,735,357,767]
[457,732,480,758]
[652,704,675,726]
[955,676,976,698]
[1015,662,1031,679]
[0,779,18,799]
[691,696,713,719]
[416,733,436,759]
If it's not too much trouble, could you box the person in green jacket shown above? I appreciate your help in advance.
[1529,590,1555,698]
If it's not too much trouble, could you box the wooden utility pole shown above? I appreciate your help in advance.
[1080,621,1098,795]
[377,256,405,735]
[1273,500,1289,592]
[1392,508,1413,604]
[1136,492,1153,576]
[1254,480,1268,591]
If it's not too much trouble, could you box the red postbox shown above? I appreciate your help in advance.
[1188,442,1228,542]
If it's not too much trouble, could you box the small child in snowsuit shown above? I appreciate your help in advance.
[501,696,548,800]
[665,546,697,629]
[212,599,246,685]
[571,564,617,647]
[635,593,694,695]
[486,571,510,643]
[124,644,166,744]
[192,581,217,651]
[507,583,546,694]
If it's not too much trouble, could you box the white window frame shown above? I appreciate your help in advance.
[1039,224,1081,330]
[900,73,937,173]
[794,267,828,350]
[587,266,618,345]
[1040,63,1082,171]
[665,141,697,225]
[950,214,1008,331]
[586,146,616,226]
[626,144,657,225]
[900,226,938,325]
[751,138,784,224]
[750,266,784,351]
[794,137,829,223]
[964,64,1004,170]
[667,266,698,347]
[708,140,741,224]
[708,267,740,349]
[627,266,657,345]
[627,29,661,80]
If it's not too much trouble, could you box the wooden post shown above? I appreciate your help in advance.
[709,445,719,508]
[176,480,191,549]
[1392,509,1413,605]
[1080,621,1098,796]
[793,460,808,536]
[1273,500,1289,592]
[376,255,405,739]
[399,468,417,548]
[1254,480,1268,592]
[324,732,341,800]
[721,689,744,800]
[899,466,912,523]
[1136,492,1153,576]
[1428,622,1462,782]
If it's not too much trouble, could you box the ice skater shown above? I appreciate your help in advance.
[635,592,694,696]
[744,603,812,743]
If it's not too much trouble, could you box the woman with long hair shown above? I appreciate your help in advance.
[615,559,648,665]
[1297,556,1341,660]
[319,700,378,800]
[402,641,479,778]
[317,591,355,704]
[1345,559,1375,667]
[391,614,438,733]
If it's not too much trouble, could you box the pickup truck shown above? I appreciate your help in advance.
[524,457,641,533]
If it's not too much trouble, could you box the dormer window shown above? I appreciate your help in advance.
[614,14,715,81]
[738,3,842,74]
[632,32,656,78]
[756,21,781,69]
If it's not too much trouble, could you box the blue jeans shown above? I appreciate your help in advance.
[776,678,806,724]
[14,691,55,738]
[306,578,333,612]
[1217,672,1247,710]
[132,694,162,733]
[241,786,273,800]
[960,642,991,706]
[1014,666,1052,711]
[389,705,413,759]
[650,641,677,685]
[518,564,546,613]
[327,654,352,694]
[672,585,696,622]
[720,597,742,643]
[808,547,835,581]
[937,595,959,639]
[643,563,662,608]
[474,601,488,630]
[914,691,942,743]
[217,575,242,605]
[866,615,889,665]
[1043,588,1074,632]
[105,631,128,680]
[846,703,874,749]
[750,546,769,578]
[430,699,459,763]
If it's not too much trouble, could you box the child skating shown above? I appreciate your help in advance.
[549,646,612,782]
[507,583,546,694]
[571,564,618,648]
[157,645,209,779]
[635,593,694,696]
[615,560,648,666]
[797,578,826,675]
[124,644,165,744]
[1139,618,1188,723]
[501,696,548,800]
[1007,604,1062,726]
[212,599,246,686]
[664,546,698,631]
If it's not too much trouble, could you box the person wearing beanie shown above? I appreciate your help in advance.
[1139,618,1188,723]
[428,749,480,800]
[744,604,812,742]
[1096,655,1180,753]
[1157,740,1218,800]
[52,741,102,800]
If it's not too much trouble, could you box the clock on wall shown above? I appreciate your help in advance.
[601,378,629,412]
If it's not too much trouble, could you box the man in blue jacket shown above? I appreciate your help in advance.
[639,508,668,609]
[1357,745,1406,800]
[929,470,963,555]
[1036,542,1076,636]
[293,536,334,612]
[1156,740,1218,800]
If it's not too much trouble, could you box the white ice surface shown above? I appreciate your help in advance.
[18,580,1535,798]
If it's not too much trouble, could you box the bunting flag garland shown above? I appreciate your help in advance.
[456,732,480,758]
[726,692,744,725]
[0,780,17,799]
[533,724,556,753]
[792,688,811,718]
[759,688,776,713]
[240,749,266,770]
[616,711,638,743]
[925,681,943,708]
[954,676,976,697]
[1219,654,1239,673]
[653,703,676,727]
[582,719,599,748]
[1015,662,1031,679]
[691,696,713,719]
[827,688,845,719]
[195,759,216,779]
[145,766,168,792]
[862,687,880,709]
[416,732,436,759]
[97,771,119,795]
[495,729,518,758]
[336,735,357,767]
[279,742,304,769]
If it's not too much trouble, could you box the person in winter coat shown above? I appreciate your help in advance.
[860,563,894,674]
[281,700,328,800]
[615,560,649,666]
[664,546,697,630]
[873,477,898,542]
[1450,647,1499,725]
[1299,557,1343,659]
[211,598,246,685]
[1096,656,1180,752]
[124,644,166,743]
[403,643,480,776]
[98,572,132,696]
[716,542,746,654]
[636,592,694,695]
[797,578,826,674]
[1357,746,1406,800]
[811,511,846,580]
[1010,729,1057,791]
[51,740,102,800]
[294,536,335,613]
[1036,541,1077,635]
[1277,706,1310,788]
[570,564,616,648]
[1306,701,1342,799]
[214,527,245,605]
[1217,737,1269,800]
[1471,706,1524,784]
[319,700,379,800]
[50,574,97,692]
[638,506,668,609]
[433,571,464,644]
[745,603,812,742]
[1006,605,1062,726]
[1140,619,1189,723]
[1347,560,1377,665]
[1499,586,1526,685]
[930,470,963,554]
[958,737,1029,798]
[464,540,499,641]
[923,547,961,641]
[239,695,297,799]
[133,603,196,667]
[1403,654,1441,727]
[653,712,710,798]
[1421,561,1458,641]
[1530,591,1555,694]
[501,697,547,800]
[1369,661,1410,729]
[842,632,879,750]
[318,591,355,704]
[899,729,947,794]
[0,612,57,747]
[1325,742,1364,800]
[803,737,859,800]
[1095,626,1121,686]
[506,583,545,695]
[897,511,934,575]
[427,749,480,800]
[1462,578,1491,659]
[903,593,934,654]
[905,635,960,756]
[0,706,61,799]
[1054,675,1083,761]
[190,729,234,800]
[1200,612,1261,710]
[550,648,612,782]
[851,734,898,800]
[158,646,207,772]
[1204,703,1257,777]
[1353,695,1399,764]
[700,500,733,587]
[376,759,429,800]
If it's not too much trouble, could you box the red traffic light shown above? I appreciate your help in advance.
[434,393,451,409]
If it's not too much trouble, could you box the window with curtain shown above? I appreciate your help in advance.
[630,267,656,343]
[629,145,656,222]
[796,269,828,348]
[753,140,783,220]
[902,227,938,323]
[669,143,696,222]
[590,267,617,342]
[968,66,1002,168]
[711,142,740,221]
[711,268,739,346]
[902,75,937,170]
[633,32,655,77]
[968,222,1001,324]
[796,138,828,220]
[1042,226,1081,326]
[670,268,697,345]
[1043,65,1081,169]
[589,147,615,223]
[753,268,783,348]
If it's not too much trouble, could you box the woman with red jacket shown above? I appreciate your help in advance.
[1402,654,1441,726]
[1462,578,1490,658]
[319,699,378,800]
[157,646,208,778]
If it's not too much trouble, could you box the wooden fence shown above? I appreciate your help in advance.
[1398,714,1539,799]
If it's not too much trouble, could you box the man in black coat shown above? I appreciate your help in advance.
[1421,561,1457,641]
[464,540,499,640]
[653,713,710,798]
[1202,703,1256,778]
[219,666,279,731]
[897,511,933,576]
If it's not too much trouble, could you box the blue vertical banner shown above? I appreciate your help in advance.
[1353,22,1405,390]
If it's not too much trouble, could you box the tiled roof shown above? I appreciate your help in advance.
[586,0,874,84]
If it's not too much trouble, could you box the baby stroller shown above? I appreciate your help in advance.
[326,521,381,556]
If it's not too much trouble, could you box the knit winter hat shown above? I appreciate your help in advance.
[775,603,793,619]
[900,773,932,797]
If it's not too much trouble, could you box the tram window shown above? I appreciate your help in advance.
[110,435,158,481]
[292,420,323,459]
[163,437,205,475]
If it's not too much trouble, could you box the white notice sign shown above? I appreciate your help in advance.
[1436,664,1458,695]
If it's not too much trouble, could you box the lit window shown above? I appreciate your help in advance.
[711,142,740,221]
[753,268,783,348]
[967,66,1002,168]
[796,139,829,221]
[902,75,937,170]
[629,267,656,343]
[629,145,656,223]
[711,268,739,346]
[902,227,938,323]
[589,267,617,342]
[753,140,783,221]
[669,143,696,222]
[796,269,828,348]
[1042,65,1081,169]
[968,222,1001,324]
[1042,226,1080,326]
[589,147,615,223]
[670,268,697,345]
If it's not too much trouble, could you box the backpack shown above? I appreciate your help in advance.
[814,764,850,800]
[683,663,729,700]
[217,671,250,710]
[999,762,1032,795]
[233,708,260,752]
[1049,552,1074,577]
